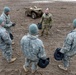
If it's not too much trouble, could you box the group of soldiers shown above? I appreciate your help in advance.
[0,6,76,74]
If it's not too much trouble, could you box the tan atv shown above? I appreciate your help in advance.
[25,6,43,19]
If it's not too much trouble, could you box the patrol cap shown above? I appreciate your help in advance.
[0,17,3,25]
[29,24,38,35]
[4,6,10,13]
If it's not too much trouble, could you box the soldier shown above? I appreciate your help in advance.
[21,24,46,73]
[40,8,52,36]
[58,19,76,71]
[1,6,16,44]
[0,17,16,63]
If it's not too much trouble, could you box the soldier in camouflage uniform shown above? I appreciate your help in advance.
[1,6,16,44]
[40,8,52,36]
[21,24,46,73]
[0,17,16,63]
[58,19,76,71]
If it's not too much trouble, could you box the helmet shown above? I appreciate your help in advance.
[29,24,38,35]
[38,58,50,68]
[73,19,76,28]
[54,48,64,61]
[4,6,10,13]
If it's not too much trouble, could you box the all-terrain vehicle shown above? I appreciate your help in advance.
[25,6,43,19]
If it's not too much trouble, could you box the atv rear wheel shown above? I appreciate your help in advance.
[25,11,28,16]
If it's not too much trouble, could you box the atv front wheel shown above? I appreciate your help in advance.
[31,12,37,19]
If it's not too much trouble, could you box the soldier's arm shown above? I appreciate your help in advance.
[5,16,13,27]
[20,36,28,56]
[1,15,13,28]
[21,37,25,51]
[38,40,46,59]
[49,14,53,23]
[49,16,52,28]
[1,32,12,45]
[40,16,44,24]
[49,14,53,28]
[3,19,13,28]
[60,33,73,53]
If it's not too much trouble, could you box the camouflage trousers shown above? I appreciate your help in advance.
[24,58,38,71]
[62,53,76,68]
[41,24,52,36]
[2,45,12,62]
[62,55,70,68]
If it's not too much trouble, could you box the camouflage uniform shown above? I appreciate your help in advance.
[1,12,14,40]
[41,13,52,35]
[0,26,12,62]
[60,30,76,68]
[21,33,46,71]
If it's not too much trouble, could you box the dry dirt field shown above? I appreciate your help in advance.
[0,0,76,75]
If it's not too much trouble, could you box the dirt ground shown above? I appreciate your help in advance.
[0,0,76,75]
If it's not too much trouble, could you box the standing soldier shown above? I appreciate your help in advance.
[40,8,52,36]
[0,17,16,63]
[21,24,46,73]
[58,19,76,71]
[1,6,16,44]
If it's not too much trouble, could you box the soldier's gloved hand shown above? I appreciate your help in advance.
[12,23,16,26]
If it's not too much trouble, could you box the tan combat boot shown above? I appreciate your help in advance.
[23,65,28,72]
[9,58,16,63]
[58,65,68,71]
[12,40,15,45]
[31,70,35,74]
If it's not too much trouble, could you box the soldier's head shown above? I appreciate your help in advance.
[73,19,76,29]
[29,24,38,35]
[4,6,10,15]
[45,8,49,15]
[0,17,4,26]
